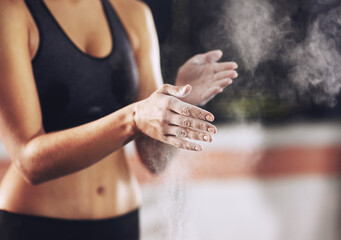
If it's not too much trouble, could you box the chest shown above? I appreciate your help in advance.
[24,0,139,132]
[28,0,114,60]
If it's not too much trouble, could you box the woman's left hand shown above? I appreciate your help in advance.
[175,50,238,106]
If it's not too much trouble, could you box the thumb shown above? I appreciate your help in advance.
[204,50,223,63]
[157,84,192,98]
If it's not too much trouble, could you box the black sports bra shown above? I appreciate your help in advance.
[24,0,139,133]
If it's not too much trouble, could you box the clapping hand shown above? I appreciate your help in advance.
[134,84,216,151]
[175,50,238,106]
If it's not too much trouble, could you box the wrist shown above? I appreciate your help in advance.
[131,102,143,137]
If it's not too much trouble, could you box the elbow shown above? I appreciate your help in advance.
[13,148,47,186]
[24,171,45,186]
[23,175,43,186]
[15,158,45,185]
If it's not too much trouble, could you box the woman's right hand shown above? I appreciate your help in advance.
[133,84,217,151]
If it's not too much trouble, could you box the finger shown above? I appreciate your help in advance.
[157,84,192,98]
[214,70,238,81]
[169,98,215,122]
[164,136,203,151]
[166,125,213,142]
[168,112,217,134]
[204,87,224,101]
[204,50,223,63]
[190,50,223,65]
[215,78,233,88]
[214,62,238,72]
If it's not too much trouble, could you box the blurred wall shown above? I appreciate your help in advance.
[126,122,341,240]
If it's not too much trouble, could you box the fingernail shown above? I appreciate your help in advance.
[178,86,186,96]
[203,135,209,142]
[233,71,238,78]
[206,115,214,122]
[194,146,202,151]
[179,85,191,97]
[207,128,215,134]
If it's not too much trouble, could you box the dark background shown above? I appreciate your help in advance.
[142,0,341,124]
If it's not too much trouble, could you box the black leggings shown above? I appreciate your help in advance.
[0,209,139,240]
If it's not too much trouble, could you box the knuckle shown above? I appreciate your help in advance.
[181,106,191,116]
[160,84,167,92]
[176,128,188,138]
[161,110,169,121]
[190,108,198,118]
[162,118,169,125]
[162,83,171,90]
[197,111,204,120]
[198,122,205,130]
[182,118,192,127]
[161,125,169,134]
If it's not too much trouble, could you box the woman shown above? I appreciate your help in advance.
[0,0,238,239]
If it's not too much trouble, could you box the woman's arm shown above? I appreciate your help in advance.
[0,0,214,184]
[0,2,138,184]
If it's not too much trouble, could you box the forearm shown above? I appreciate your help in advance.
[17,104,137,184]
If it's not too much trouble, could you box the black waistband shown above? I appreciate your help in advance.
[0,209,140,240]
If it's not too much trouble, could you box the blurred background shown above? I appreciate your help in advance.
[136,0,341,239]
[1,0,341,239]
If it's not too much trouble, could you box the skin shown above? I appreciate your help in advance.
[0,0,238,219]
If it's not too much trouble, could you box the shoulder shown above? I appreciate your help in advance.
[0,0,30,21]
[109,0,155,52]
[110,0,152,18]
[0,0,30,36]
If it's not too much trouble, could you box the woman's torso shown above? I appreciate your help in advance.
[0,0,141,219]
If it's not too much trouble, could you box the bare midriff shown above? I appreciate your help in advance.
[0,148,141,219]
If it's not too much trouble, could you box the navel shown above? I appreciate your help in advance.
[96,186,105,196]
